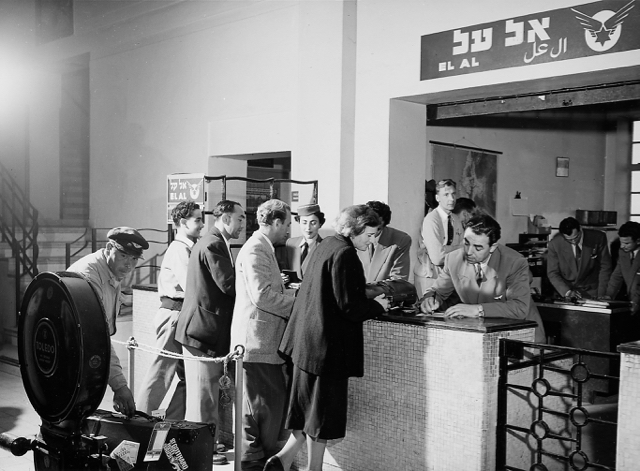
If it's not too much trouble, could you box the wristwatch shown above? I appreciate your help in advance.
[477,304,485,318]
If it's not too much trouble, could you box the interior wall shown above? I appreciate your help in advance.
[605,120,632,220]
[293,0,357,223]
[29,70,61,219]
[388,99,427,280]
[426,120,607,244]
[88,3,299,231]
[0,0,35,196]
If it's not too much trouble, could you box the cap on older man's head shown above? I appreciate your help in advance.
[107,227,149,258]
[297,203,321,217]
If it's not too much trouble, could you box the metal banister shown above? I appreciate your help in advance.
[0,160,39,318]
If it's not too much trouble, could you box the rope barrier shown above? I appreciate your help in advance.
[111,336,245,363]
[111,337,245,471]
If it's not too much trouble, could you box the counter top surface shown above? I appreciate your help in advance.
[535,301,630,314]
[133,285,537,333]
[133,284,158,292]
[378,309,537,333]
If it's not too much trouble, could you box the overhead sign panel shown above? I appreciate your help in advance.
[420,0,640,80]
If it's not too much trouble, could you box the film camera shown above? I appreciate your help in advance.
[5,272,215,470]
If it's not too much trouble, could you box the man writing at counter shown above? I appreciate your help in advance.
[417,214,546,343]
[547,217,612,300]
[603,221,640,313]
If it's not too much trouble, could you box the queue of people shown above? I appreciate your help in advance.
[66,183,635,471]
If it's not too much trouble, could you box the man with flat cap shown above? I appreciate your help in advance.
[277,203,325,282]
[68,226,149,417]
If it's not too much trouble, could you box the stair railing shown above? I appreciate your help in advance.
[0,161,39,319]
[65,227,90,268]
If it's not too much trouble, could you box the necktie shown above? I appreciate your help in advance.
[447,215,454,246]
[575,244,581,269]
[475,264,483,287]
[631,252,635,264]
[227,244,234,267]
[300,241,309,266]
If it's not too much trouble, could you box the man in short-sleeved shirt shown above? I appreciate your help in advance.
[68,226,149,417]
[136,201,204,419]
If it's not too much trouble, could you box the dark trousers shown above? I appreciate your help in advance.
[241,362,290,462]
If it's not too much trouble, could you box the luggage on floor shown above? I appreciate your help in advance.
[82,409,215,470]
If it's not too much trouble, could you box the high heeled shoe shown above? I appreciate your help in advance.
[263,455,285,471]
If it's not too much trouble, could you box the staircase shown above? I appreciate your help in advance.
[0,219,92,365]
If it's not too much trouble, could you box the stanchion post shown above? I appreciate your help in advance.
[127,336,137,395]
[234,346,244,471]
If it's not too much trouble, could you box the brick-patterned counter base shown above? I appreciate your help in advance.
[293,318,535,471]
[617,341,640,470]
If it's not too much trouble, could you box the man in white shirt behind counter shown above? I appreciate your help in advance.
[414,179,464,295]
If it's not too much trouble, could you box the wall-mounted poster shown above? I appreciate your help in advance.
[556,157,570,177]
[430,141,499,217]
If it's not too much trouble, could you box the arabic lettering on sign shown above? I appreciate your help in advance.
[440,17,566,72]
[421,0,640,80]
[524,37,568,64]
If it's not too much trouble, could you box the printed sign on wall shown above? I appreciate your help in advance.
[166,173,206,223]
[420,0,640,80]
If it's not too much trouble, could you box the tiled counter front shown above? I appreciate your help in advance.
[617,341,640,470]
[294,316,536,471]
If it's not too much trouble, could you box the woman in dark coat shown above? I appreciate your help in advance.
[264,204,390,471]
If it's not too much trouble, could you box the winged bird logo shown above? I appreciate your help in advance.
[572,0,635,52]
[187,180,202,200]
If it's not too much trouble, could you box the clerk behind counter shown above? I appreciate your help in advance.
[546,217,612,300]
[417,214,546,343]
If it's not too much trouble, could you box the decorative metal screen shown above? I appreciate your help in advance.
[497,339,619,471]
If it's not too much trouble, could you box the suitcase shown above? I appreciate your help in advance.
[366,279,418,308]
[82,410,215,470]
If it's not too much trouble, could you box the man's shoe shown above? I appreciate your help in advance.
[241,459,266,471]
[213,453,229,466]
[216,443,229,453]
[263,455,285,471]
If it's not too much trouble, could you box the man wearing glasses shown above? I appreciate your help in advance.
[547,217,612,300]
[68,226,149,417]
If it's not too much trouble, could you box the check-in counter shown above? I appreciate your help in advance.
[535,301,638,352]
[132,285,537,470]
[536,301,640,398]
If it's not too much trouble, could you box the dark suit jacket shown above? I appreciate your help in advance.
[278,235,323,280]
[427,244,546,342]
[547,228,612,298]
[357,226,411,283]
[279,234,385,378]
[606,250,640,310]
[175,226,235,356]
